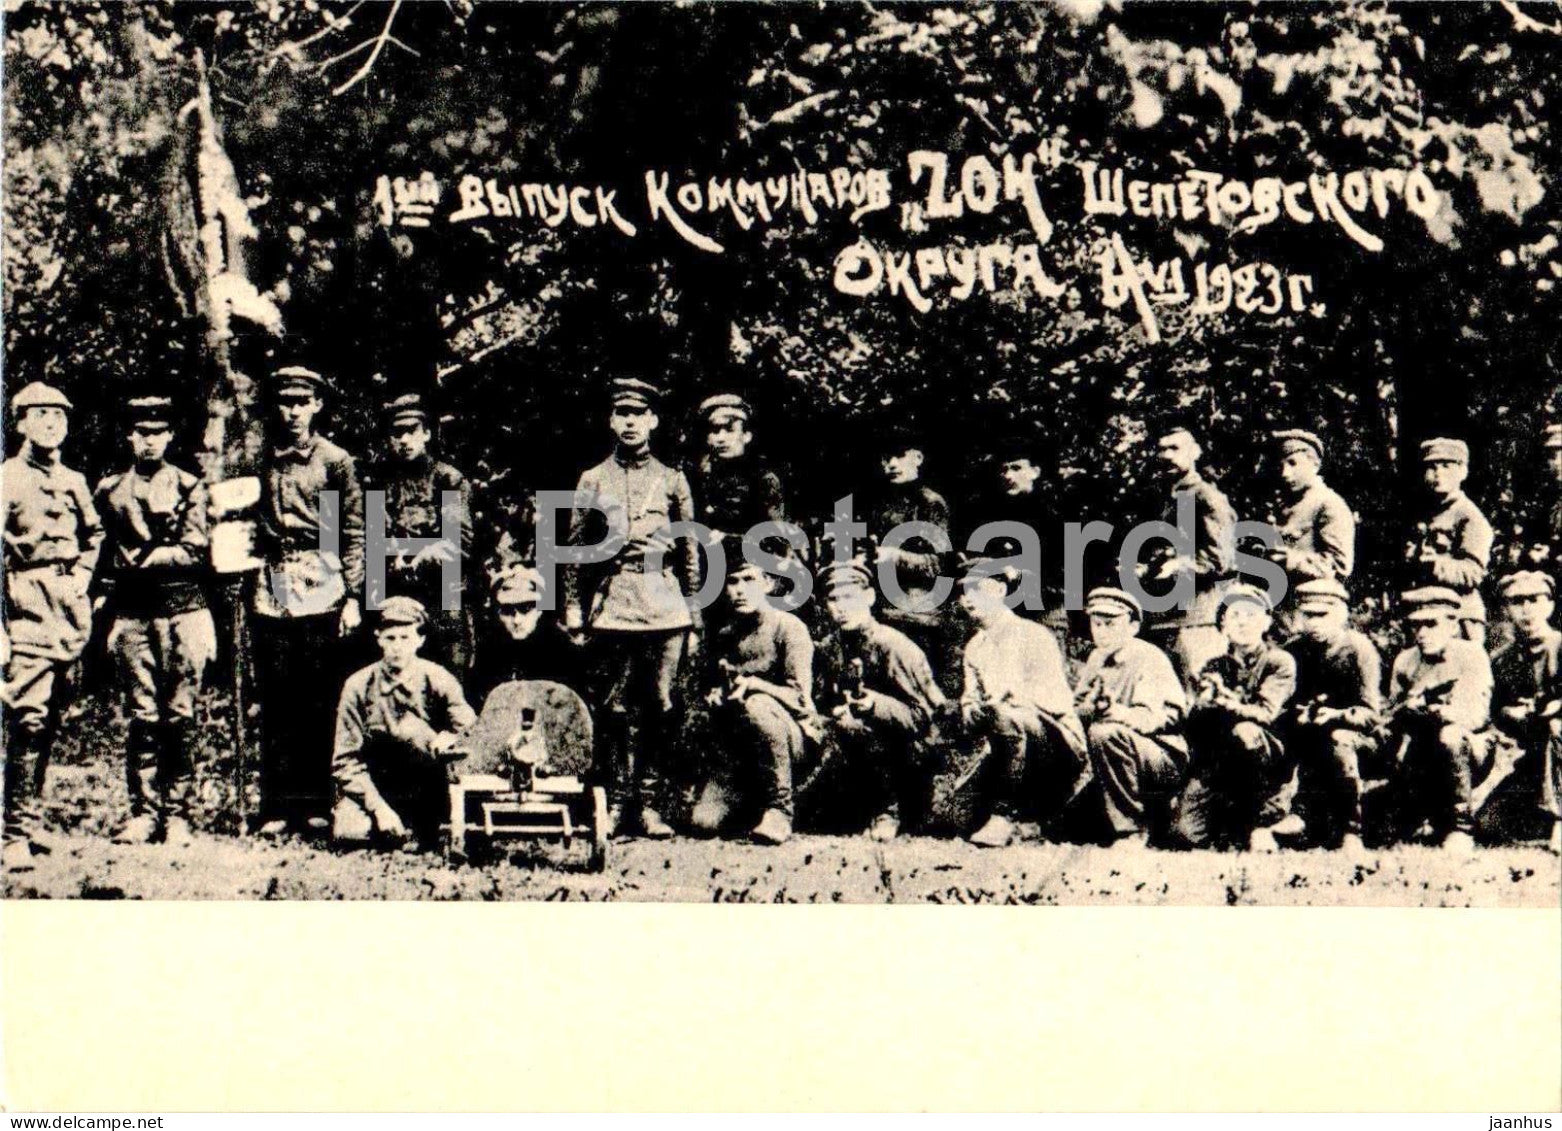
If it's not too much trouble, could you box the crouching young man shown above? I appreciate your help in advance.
[332,596,476,849]
[1382,586,1493,854]
[1074,587,1190,849]
[688,559,815,844]
[1171,585,1297,852]
[803,560,946,841]
[953,558,1088,847]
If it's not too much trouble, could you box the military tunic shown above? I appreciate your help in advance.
[333,656,476,843]
[1149,471,1236,680]
[806,619,946,829]
[1487,629,1562,833]
[960,612,1087,825]
[1174,642,1297,847]
[1076,636,1189,836]
[1404,492,1493,632]
[1274,481,1355,582]
[1386,638,1493,838]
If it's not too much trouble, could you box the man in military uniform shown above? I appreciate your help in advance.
[249,365,365,838]
[1403,438,1493,644]
[361,393,474,673]
[689,394,786,545]
[1483,571,1561,853]
[563,377,701,838]
[965,437,1067,632]
[471,562,580,701]
[688,558,815,845]
[1269,429,1355,588]
[1,382,103,871]
[332,596,475,850]
[1141,427,1237,684]
[862,431,959,693]
[1282,578,1383,854]
[1172,585,1297,852]
[1383,586,1493,853]
[93,395,216,846]
[1074,587,1189,848]
[953,558,1087,848]
[805,560,946,841]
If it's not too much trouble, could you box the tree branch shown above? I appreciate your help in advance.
[1500,0,1562,35]
[272,0,367,58]
[331,0,404,96]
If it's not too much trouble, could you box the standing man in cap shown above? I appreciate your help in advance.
[331,596,475,850]
[1172,585,1298,852]
[1,381,103,870]
[1141,426,1237,684]
[953,558,1087,848]
[361,393,474,674]
[249,365,365,838]
[1269,429,1355,589]
[92,395,216,846]
[1073,587,1190,848]
[688,557,815,845]
[805,559,946,841]
[1383,586,1493,852]
[966,437,1066,633]
[1484,571,1561,853]
[563,377,701,838]
[1282,578,1382,854]
[689,393,786,547]
[862,430,959,693]
[1404,438,1493,644]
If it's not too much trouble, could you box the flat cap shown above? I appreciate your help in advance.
[1419,437,1468,465]
[1400,586,1462,619]
[1085,586,1143,620]
[376,595,428,628]
[270,366,327,399]
[957,553,1023,591]
[699,393,751,423]
[1496,570,1556,602]
[1273,429,1324,461]
[384,393,429,428]
[822,559,874,594]
[1217,582,1273,621]
[491,563,543,605]
[125,395,174,428]
[610,377,663,410]
[11,381,72,413]
[1543,423,1562,451]
[1293,577,1350,606]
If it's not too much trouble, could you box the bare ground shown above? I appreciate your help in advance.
[5,696,1559,905]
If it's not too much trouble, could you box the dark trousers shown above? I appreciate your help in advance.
[963,706,1088,827]
[1386,717,1479,840]
[690,693,807,830]
[796,718,932,832]
[2,659,75,844]
[1087,721,1189,838]
[252,611,344,826]
[1291,724,1379,844]
[353,734,450,845]
[591,630,686,812]
[1172,712,1290,848]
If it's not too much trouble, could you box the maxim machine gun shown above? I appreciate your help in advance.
[444,680,608,871]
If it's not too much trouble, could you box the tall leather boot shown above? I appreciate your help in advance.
[161,719,197,847]
[116,720,162,844]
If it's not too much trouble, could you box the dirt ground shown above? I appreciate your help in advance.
[5,694,1558,905]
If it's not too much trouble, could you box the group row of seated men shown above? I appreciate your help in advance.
[2,369,1559,868]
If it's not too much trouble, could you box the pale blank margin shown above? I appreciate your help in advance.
[3,902,1559,1112]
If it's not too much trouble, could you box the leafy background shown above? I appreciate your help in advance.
[5,0,1559,597]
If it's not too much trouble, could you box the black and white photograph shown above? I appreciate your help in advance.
[3,0,1560,910]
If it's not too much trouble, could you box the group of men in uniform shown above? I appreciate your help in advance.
[3,368,1560,868]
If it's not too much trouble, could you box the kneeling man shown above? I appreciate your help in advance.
[1075,587,1189,848]
[333,596,476,849]
[954,558,1087,847]
[690,559,815,844]
[1173,585,1297,851]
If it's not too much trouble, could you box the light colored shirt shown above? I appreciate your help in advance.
[962,611,1084,747]
[1276,481,1355,580]
[1388,638,1492,733]
[334,656,476,808]
[1075,636,1189,753]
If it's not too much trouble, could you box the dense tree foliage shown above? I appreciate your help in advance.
[4,1,1559,593]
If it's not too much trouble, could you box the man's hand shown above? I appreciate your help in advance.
[1311,705,1343,727]
[374,805,408,841]
[728,674,755,701]
[1101,701,1134,725]
[339,598,362,636]
[564,607,588,646]
[704,687,726,708]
